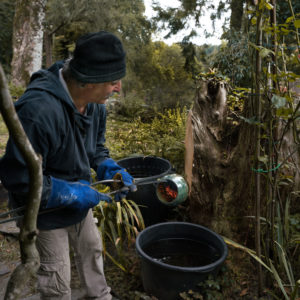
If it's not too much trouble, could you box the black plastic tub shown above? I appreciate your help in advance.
[117,156,173,226]
[136,222,228,300]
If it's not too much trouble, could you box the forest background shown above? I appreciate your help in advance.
[0,0,300,299]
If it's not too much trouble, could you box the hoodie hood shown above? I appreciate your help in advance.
[26,61,76,111]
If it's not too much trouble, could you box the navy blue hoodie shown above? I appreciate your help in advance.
[0,61,110,229]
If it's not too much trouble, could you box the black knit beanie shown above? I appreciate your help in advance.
[69,31,126,83]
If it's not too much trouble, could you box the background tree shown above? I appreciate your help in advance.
[229,0,245,31]
[213,31,253,86]
[11,0,47,87]
[127,41,195,110]
[0,0,15,74]
[44,0,151,64]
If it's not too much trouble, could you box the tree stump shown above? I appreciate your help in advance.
[185,78,256,240]
[185,77,300,241]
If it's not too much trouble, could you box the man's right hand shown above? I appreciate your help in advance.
[46,177,112,210]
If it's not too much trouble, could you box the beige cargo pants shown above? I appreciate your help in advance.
[36,209,112,300]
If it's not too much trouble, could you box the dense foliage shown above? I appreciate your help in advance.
[106,106,188,174]
[213,31,253,87]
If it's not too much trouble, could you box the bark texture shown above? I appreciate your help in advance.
[185,78,257,239]
[44,31,53,68]
[11,0,46,87]
[230,0,245,31]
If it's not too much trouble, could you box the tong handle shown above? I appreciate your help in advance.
[91,179,121,186]
[0,205,26,219]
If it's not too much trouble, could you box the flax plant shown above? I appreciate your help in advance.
[92,181,145,272]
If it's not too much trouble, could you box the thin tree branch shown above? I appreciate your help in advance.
[255,2,263,295]
[0,63,42,300]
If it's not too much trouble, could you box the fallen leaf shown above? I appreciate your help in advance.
[240,288,248,296]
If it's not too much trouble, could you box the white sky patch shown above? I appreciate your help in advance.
[144,0,229,45]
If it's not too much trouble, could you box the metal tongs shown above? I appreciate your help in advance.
[0,177,167,225]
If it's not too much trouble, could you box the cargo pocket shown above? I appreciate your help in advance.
[37,261,70,297]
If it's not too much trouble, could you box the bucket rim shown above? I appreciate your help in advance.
[136,221,228,272]
[117,155,172,167]
[117,155,173,181]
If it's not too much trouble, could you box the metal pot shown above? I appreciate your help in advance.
[156,174,188,206]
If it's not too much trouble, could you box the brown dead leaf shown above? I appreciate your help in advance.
[240,288,248,297]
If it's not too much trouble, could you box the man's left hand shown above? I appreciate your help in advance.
[97,158,137,201]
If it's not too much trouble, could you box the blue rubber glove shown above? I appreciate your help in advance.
[47,177,112,210]
[97,158,137,201]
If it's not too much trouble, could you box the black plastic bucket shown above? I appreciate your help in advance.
[117,156,173,226]
[136,222,228,300]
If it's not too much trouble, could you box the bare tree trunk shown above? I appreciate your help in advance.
[11,0,47,87]
[230,0,245,32]
[44,30,53,68]
[0,64,42,299]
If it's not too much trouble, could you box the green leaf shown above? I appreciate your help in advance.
[104,251,127,272]
[222,237,272,272]
[265,2,273,10]
[294,19,300,28]
[258,155,268,165]
[281,27,291,35]
[239,116,260,125]
[122,199,141,228]
[274,241,295,287]
[286,16,294,23]
[276,107,293,118]
[126,199,146,225]
[271,95,286,108]
[116,201,122,224]
[107,220,118,243]
[270,261,290,300]
[259,48,273,58]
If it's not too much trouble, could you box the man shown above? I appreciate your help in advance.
[0,31,136,299]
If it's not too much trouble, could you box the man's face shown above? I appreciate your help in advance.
[87,80,122,104]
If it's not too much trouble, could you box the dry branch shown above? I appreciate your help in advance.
[0,63,42,299]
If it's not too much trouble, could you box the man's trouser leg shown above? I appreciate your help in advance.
[36,226,71,300]
[36,210,112,300]
[69,209,112,300]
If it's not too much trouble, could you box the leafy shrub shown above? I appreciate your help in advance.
[112,92,156,122]
[94,198,144,271]
[106,106,188,173]
[9,83,25,101]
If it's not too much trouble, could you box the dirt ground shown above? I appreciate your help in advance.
[0,184,269,300]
